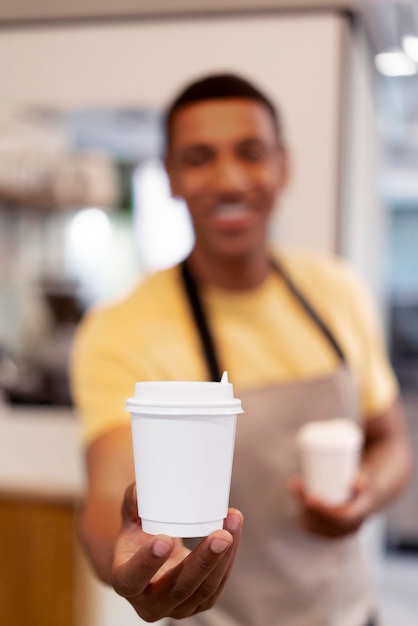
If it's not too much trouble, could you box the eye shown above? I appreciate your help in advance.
[180,146,214,167]
[237,141,268,162]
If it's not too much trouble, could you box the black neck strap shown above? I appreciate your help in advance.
[270,257,346,363]
[180,261,223,382]
[180,258,346,382]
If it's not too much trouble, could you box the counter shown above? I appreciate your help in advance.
[0,402,85,500]
[0,402,85,625]
[0,401,152,626]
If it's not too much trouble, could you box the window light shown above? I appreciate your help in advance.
[375,49,417,77]
[402,35,418,63]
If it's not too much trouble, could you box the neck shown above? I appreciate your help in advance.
[185,248,272,290]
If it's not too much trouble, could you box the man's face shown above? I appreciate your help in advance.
[166,98,288,260]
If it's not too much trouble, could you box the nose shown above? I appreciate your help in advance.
[211,154,250,196]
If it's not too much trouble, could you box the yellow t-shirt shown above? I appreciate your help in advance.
[70,249,398,445]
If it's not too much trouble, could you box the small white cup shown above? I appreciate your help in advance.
[296,418,364,505]
[125,372,243,537]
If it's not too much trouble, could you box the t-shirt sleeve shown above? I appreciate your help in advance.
[70,308,152,446]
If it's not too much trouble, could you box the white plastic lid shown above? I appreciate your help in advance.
[297,418,363,451]
[126,371,243,416]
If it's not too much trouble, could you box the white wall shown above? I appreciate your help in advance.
[1,12,346,253]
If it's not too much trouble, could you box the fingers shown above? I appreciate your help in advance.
[301,508,355,538]
[177,510,243,616]
[196,509,243,612]
[288,474,372,538]
[112,533,175,598]
[114,483,177,597]
[157,509,243,620]
[113,506,243,622]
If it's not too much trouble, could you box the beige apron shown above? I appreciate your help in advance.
[172,262,380,626]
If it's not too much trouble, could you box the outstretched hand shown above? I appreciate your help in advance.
[288,473,375,538]
[112,484,243,622]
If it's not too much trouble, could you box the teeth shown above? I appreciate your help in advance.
[214,203,250,218]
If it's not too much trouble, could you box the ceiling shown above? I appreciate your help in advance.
[363,1,418,172]
[0,0,378,24]
[0,0,417,169]
[0,0,411,30]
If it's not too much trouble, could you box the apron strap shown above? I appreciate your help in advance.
[180,257,346,382]
[180,261,222,382]
[271,257,346,363]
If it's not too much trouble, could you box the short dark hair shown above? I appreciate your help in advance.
[164,72,283,150]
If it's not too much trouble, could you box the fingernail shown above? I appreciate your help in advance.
[210,539,231,554]
[152,539,172,557]
[225,514,241,532]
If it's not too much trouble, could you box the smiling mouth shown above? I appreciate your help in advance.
[212,203,253,221]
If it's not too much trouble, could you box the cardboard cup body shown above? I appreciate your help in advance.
[126,377,242,537]
[297,419,363,505]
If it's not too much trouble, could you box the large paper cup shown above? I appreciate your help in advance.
[296,418,364,505]
[125,372,243,537]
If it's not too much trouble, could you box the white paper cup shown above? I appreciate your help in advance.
[296,418,364,505]
[125,372,243,537]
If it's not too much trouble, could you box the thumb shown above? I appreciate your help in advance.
[121,483,140,524]
[351,471,371,497]
[287,475,304,496]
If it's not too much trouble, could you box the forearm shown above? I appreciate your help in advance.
[78,426,136,584]
[362,438,412,512]
[77,495,123,585]
[361,400,414,514]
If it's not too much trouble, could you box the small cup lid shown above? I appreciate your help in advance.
[296,418,363,450]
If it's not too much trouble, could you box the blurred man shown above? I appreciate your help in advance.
[71,73,412,626]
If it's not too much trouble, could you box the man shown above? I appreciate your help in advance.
[71,73,412,626]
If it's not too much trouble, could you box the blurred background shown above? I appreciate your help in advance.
[0,1,417,624]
